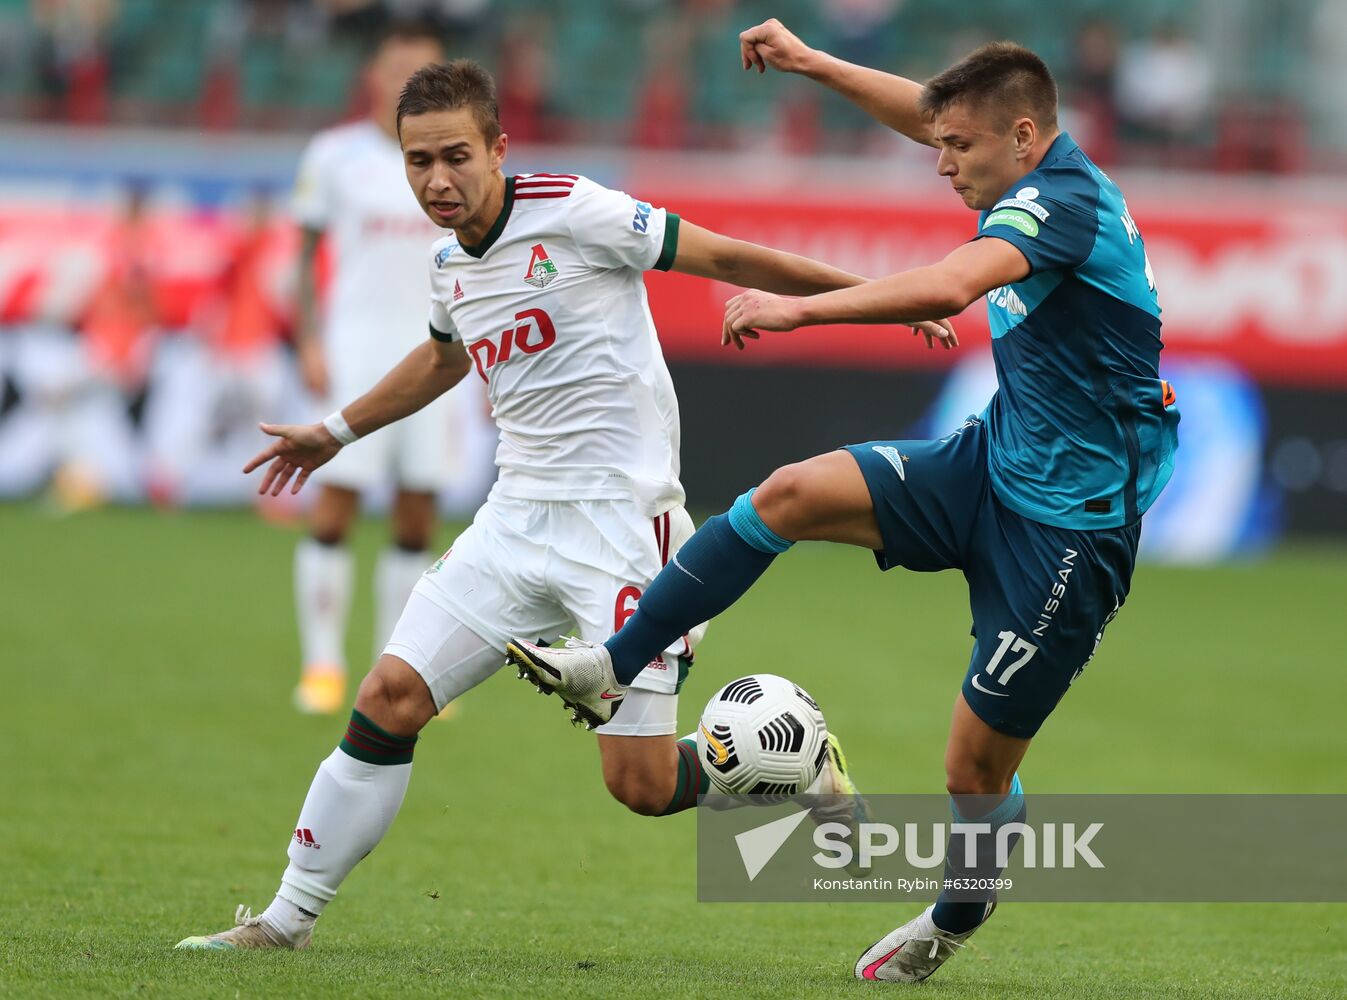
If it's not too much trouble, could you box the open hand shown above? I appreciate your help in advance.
[242,422,342,496]
[912,318,958,350]
[722,293,960,352]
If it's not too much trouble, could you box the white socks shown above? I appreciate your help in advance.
[295,540,428,669]
[374,546,429,657]
[258,895,315,946]
[295,539,354,670]
[266,748,412,932]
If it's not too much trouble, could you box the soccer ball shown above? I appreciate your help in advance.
[696,674,829,799]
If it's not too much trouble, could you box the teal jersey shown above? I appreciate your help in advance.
[974,133,1179,529]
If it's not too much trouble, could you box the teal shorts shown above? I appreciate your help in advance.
[845,417,1140,739]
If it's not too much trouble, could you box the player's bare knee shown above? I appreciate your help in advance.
[601,757,675,816]
[310,486,359,544]
[354,658,433,736]
[753,463,813,539]
[392,491,435,550]
[390,522,433,550]
[353,669,395,720]
[605,774,672,816]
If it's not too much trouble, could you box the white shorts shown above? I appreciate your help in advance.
[384,494,706,736]
[312,367,456,494]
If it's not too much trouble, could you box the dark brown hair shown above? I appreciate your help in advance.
[919,42,1058,130]
[396,59,501,141]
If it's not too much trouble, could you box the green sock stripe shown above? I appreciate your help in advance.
[682,736,710,799]
[339,709,417,765]
[662,738,695,819]
[350,709,416,747]
[673,743,695,814]
[676,739,697,810]
[659,737,708,815]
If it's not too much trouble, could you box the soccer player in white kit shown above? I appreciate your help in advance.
[176,59,951,952]
[290,22,492,715]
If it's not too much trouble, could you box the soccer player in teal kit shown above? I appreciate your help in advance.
[512,19,1180,984]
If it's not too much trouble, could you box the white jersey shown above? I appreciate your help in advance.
[292,120,443,381]
[427,174,684,516]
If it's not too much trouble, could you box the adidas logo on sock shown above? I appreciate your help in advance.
[293,827,321,849]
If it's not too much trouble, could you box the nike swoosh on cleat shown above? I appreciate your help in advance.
[862,943,903,980]
[970,676,1010,698]
[599,691,622,700]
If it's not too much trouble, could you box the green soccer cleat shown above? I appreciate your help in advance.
[809,732,873,875]
[174,905,309,951]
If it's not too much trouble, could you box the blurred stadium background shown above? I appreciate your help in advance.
[0,0,1344,551]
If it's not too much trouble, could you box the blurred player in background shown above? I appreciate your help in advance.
[290,21,473,715]
[516,18,1179,985]
[175,57,953,953]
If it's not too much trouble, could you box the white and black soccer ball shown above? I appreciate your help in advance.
[696,674,829,799]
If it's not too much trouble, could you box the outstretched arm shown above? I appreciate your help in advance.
[337,337,472,439]
[244,338,472,496]
[724,238,1030,335]
[670,220,955,350]
[669,220,864,295]
[739,19,938,148]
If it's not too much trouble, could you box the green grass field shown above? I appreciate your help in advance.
[4,502,1345,999]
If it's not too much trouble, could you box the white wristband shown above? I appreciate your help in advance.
[322,411,358,446]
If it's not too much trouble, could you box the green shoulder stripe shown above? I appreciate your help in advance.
[983,209,1040,237]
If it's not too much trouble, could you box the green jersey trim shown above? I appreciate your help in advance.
[459,176,516,259]
[653,213,680,271]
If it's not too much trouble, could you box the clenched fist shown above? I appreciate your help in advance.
[739,19,819,76]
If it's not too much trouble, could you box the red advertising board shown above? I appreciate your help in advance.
[639,187,1347,385]
[2,186,1346,384]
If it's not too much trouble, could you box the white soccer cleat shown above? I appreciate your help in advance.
[854,898,995,982]
[174,904,310,951]
[506,636,626,730]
